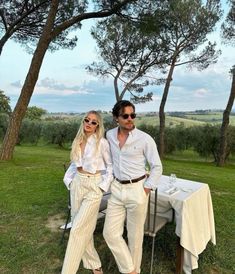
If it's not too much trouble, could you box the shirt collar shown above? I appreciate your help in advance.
[87,134,97,144]
[114,126,137,141]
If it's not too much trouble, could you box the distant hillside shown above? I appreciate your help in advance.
[43,110,235,127]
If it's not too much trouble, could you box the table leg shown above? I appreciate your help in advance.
[176,237,184,274]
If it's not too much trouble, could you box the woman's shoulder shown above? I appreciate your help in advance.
[100,137,109,145]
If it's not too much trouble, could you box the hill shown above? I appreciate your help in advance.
[43,110,235,127]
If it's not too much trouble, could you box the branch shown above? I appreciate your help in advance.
[3,0,49,36]
[51,0,136,39]
[0,9,7,31]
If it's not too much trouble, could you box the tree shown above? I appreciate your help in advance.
[0,0,88,55]
[217,66,235,166]
[0,0,136,160]
[86,14,168,103]
[221,0,235,46]
[0,90,11,114]
[146,0,222,158]
[0,0,50,56]
[25,106,47,120]
[217,0,235,166]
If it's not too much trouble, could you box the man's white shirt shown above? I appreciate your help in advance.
[106,127,162,190]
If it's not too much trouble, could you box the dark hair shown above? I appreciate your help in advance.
[112,100,135,118]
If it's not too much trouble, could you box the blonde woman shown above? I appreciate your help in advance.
[62,111,113,274]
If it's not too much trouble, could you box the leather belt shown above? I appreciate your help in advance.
[115,175,146,184]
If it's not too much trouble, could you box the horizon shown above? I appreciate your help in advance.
[44,108,235,115]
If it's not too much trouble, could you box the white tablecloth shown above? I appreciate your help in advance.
[155,175,216,273]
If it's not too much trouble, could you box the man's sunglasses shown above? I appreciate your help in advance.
[83,118,99,126]
[119,113,136,119]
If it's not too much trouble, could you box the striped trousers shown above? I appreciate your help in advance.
[103,178,149,273]
[61,172,103,274]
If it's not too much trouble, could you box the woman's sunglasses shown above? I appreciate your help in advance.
[83,118,99,126]
[119,113,136,119]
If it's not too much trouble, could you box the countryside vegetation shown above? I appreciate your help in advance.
[0,0,234,274]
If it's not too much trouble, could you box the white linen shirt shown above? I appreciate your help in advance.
[106,127,162,190]
[63,135,113,192]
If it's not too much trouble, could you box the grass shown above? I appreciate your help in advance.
[0,146,234,274]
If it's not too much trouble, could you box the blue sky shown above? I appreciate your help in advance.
[0,11,234,113]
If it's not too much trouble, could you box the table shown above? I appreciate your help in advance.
[154,175,216,274]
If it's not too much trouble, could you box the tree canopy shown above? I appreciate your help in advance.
[0,90,11,114]
[86,14,169,103]
[143,0,222,158]
[221,0,235,46]
[25,106,47,120]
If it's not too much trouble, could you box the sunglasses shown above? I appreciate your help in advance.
[119,113,136,119]
[83,118,99,126]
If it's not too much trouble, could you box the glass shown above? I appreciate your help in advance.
[169,173,177,185]
[119,113,136,119]
[83,118,98,126]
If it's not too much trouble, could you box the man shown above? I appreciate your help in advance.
[103,100,162,274]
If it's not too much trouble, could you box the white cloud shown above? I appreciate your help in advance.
[193,88,209,98]
[34,77,94,96]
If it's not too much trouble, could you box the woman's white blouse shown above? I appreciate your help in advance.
[63,135,113,192]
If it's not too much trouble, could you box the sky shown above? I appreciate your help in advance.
[0,6,235,114]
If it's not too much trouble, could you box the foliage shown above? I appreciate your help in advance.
[221,0,235,46]
[18,119,42,144]
[0,0,50,55]
[0,90,11,114]
[0,113,9,140]
[0,0,91,55]
[0,1,137,55]
[25,106,47,120]
[87,12,168,102]
[41,120,79,148]
[143,0,222,158]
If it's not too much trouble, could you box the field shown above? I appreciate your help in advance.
[44,111,235,127]
[0,146,234,274]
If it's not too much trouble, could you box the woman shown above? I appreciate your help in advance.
[62,110,113,274]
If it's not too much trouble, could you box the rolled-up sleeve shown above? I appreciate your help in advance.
[63,162,77,190]
[99,139,113,192]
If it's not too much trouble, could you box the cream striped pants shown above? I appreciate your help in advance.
[61,172,103,274]
[103,178,149,273]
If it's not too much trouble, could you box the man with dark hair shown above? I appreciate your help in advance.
[103,100,162,274]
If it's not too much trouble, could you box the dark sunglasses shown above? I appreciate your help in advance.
[119,113,136,119]
[83,118,99,126]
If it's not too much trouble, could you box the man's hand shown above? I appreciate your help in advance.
[144,187,151,195]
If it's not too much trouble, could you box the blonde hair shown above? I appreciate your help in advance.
[70,111,104,162]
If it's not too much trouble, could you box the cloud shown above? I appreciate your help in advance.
[35,77,94,96]
[10,80,22,88]
[193,88,209,98]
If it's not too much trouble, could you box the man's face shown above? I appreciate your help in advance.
[116,106,136,131]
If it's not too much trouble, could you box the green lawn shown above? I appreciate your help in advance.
[0,146,234,274]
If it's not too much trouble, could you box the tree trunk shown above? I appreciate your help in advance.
[0,0,59,160]
[114,76,120,101]
[158,57,176,158]
[0,33,10,56]
[217,67,235,166]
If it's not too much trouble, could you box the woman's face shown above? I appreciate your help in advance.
[83,113,99,135]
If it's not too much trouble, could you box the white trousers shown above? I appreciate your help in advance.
[103,179,148,273]
[61,172,103,274]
